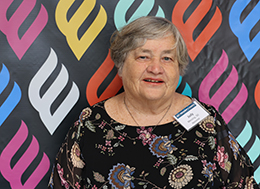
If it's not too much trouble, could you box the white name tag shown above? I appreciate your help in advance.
[173,99,209,131]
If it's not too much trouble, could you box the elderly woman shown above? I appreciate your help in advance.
[48,16,259,189]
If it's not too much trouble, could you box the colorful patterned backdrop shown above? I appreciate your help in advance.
[0,0,260,188]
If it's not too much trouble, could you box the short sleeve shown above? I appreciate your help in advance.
[213,107,259,188]
[48,113,86,189]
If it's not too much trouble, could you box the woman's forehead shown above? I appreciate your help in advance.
[134,36,176,52]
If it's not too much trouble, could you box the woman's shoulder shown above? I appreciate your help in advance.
[80,100,107,118]
[187,98,225,128]
[174,95,217,114]
[103,94,126,123]
[192,98,218,114]
[193,98,228,133]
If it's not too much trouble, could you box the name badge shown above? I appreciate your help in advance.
[173,99,209,131]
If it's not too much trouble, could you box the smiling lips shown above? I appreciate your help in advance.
[143,78,164,83]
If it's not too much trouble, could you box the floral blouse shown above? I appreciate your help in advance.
[48,99,259,189]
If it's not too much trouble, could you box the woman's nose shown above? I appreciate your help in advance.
[146,59,164,74]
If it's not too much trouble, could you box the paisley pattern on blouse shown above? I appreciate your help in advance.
[48,99,259,189]
[149,135,177,158]
[108,163,135,189]
[201,160,216,182]
[228,131,241,160]
[70,142,85,168]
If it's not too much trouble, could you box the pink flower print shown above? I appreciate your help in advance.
[122,132,127,137]
[57,163,69,189]
[102,146,107,151]
[108,147,113,152]
[201,160,207,166]
[137,127,156,146]
[91,185,98,189]
[98,121,106,129]
[195,139,205,147]
[75,182,80,189]
[118,135,125,141]
[154,158,164,168]
[217,146,229,169]
[105,140,111,146]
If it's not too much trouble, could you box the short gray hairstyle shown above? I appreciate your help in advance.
[110,16,189,76]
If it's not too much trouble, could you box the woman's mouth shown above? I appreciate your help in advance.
[143,79,164,83]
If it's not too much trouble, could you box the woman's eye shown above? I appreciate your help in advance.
[138,56,147,60]
[163,57,172,61]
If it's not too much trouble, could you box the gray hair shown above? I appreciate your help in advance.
[110,16,189,76]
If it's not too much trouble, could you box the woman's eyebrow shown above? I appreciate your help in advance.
[135,48,175,55]
[137,48,152,53]
[162,49,175,54]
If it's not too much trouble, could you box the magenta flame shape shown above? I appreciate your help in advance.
[0,0,48,59]
[0,121,50,188]
[198,50,248,123]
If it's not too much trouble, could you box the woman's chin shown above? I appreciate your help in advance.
[139,92,169,102]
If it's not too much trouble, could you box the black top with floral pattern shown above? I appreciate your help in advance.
[48,99,259,189]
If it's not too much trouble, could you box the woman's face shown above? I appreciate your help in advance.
[120,34,180,102]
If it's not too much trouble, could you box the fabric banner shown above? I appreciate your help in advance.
[0,0,259,188]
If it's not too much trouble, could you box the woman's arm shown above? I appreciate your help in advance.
[48,116,85,189]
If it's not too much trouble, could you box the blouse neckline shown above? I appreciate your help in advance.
[98,100,179,128]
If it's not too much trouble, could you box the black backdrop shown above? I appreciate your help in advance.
[0,0,260,188]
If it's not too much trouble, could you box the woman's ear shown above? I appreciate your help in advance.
[117,66,123,77]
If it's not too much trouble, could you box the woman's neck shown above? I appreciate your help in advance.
[120,92,178,126]
[123,92,174,116]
